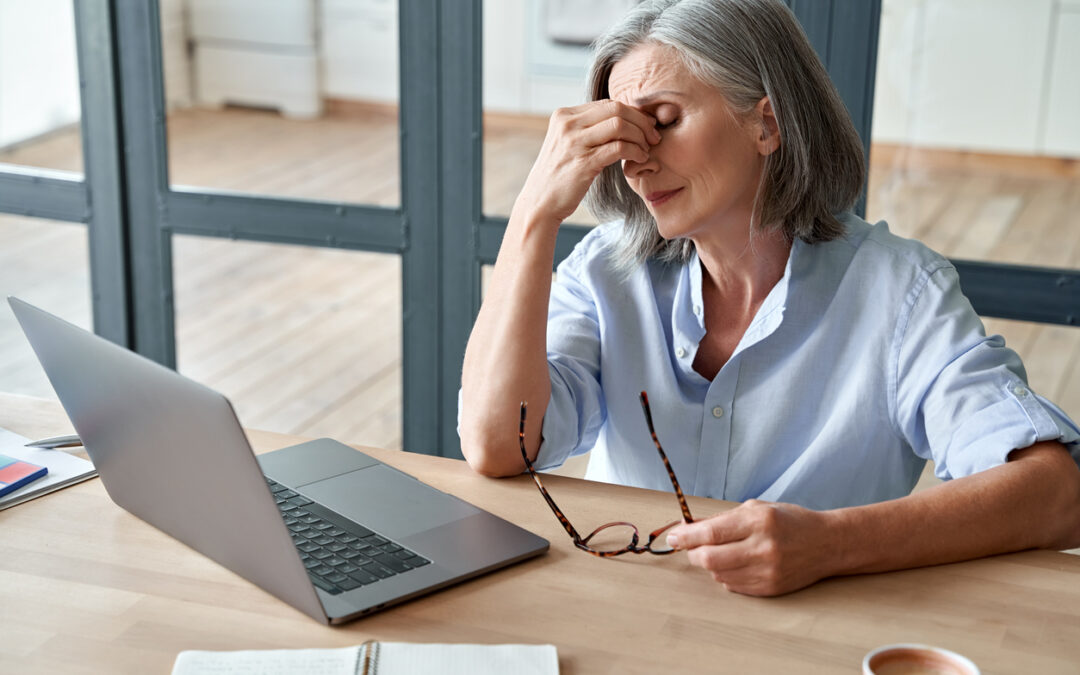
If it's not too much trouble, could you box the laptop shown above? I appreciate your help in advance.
[9,297,548,625]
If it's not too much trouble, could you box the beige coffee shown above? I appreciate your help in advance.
[868,647,974,675]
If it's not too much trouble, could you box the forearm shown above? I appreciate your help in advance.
[825,442,1080,577]
[459,203,561,476]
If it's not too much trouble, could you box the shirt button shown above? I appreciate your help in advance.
[1013,386,1029,398]
[676,347,687,358]
[693,305,702,316]
[712,406,724,418]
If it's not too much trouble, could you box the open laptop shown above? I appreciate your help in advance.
[9,297,548,625]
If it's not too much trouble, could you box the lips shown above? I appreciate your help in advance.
[645,188,683,206]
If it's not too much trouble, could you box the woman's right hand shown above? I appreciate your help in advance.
[515,100,661,225]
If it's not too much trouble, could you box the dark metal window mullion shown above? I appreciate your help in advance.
[0,168,87,223]
[74,0,132,348]
[113,0,175,367]
[399,0,443,456]
[435,0,485,459]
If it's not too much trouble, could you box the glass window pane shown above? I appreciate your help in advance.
[868,0,1080,270]
[0,0,83,174]
[0,215,90,397]
[162,0,400,206]
[482,0,603,226]
[174,236,402,450]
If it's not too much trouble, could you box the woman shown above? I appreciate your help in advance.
[459,0,1080,595]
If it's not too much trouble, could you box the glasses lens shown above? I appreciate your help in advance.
[583,523,638,553]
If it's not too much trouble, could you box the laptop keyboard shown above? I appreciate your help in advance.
[266,477,431,595]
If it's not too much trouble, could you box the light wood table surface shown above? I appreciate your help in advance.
[2,392,1079,674]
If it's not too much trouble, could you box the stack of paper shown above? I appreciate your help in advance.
[0,427,96,511]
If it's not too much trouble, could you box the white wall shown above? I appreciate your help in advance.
[872,0,1079,157]
[0,0,81,149]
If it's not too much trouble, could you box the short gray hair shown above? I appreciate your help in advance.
[585,0,867,270]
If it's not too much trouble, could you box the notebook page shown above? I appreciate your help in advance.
[377,643,559,675]
[171,646,360,675]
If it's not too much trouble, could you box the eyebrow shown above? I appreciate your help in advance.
[627,89,686,107]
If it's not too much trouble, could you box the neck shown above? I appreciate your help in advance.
[693,225,792,314]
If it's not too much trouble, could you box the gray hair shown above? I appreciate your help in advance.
[585,0,866,270]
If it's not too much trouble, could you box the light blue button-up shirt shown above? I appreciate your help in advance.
[530,213,1079,510]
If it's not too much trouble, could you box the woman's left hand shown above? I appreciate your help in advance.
[666,499,838,596]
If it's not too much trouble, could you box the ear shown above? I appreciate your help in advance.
[754,96,781,156]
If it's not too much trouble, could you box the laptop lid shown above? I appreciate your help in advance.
[10,297,549,624]
[9,296,329,622]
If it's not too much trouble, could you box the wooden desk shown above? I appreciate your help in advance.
[2,393,1078,674]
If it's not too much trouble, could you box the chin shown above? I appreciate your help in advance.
[653,216,697,242]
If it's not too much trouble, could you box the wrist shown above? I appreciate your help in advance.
[817,506,871,577]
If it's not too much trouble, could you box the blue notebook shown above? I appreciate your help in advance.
[0,453,48,497]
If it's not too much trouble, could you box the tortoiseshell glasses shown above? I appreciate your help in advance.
[518,391,694,557]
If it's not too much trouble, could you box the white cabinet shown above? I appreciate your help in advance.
[1041,8,1080,155]
[188,0,321,118]
[483,0,611,115]
[320,0,399,103]
[873,0,1079,158]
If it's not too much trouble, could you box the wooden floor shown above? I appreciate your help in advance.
[1,105,1078,460]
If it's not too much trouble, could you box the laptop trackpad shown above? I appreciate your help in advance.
[301,465,478,539]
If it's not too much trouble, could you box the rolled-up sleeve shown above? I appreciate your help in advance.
[534,241,607,470]
[893,264,1080,480]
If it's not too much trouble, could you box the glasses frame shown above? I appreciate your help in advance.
[518,391,694,557]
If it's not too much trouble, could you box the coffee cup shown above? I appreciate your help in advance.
[862,644,979,675]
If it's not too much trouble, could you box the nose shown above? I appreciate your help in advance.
[622,149,659,180]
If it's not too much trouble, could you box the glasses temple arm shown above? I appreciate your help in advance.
[639,391,695,524]
[519,403,586,542]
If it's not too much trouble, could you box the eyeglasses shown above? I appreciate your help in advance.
[518,391,694,557]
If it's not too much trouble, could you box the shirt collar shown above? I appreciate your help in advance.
[674,237,804,357]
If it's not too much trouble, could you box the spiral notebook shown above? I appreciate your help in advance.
[0,427,96,511]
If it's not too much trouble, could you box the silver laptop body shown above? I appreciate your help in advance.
[10,297,548,624]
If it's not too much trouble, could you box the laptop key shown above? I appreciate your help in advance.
[338,563,359,574]
[348,569,379,585]
[279,490,298,499]
[368,564,396,579]
[327,543,347,553]
[325,556,347,567]
[298,542,319,553]
[372,553,411,573]
[326,573,348,584]
[325,527,346,537]
[311,565,334,577]
[405,556,431,567]
[309,574,341,595]
[303,559,322,570]
[337,578,361,591]
[341,550,362,560]
[313,536,334,546]
[312,550,332,560]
